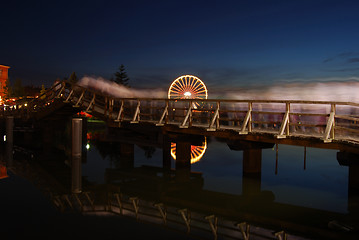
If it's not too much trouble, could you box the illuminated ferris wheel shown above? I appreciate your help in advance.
[171,138,207,164]
[168,75,208,100]
[168,75,208,163]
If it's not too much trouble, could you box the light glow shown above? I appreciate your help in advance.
[184,91,192,97]
[0,165,8,179]
[171,137,207,164]
[168,75,208,100]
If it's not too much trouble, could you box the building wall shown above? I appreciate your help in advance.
[0,65,10,99]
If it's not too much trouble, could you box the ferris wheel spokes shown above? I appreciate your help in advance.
[168,75,208,100]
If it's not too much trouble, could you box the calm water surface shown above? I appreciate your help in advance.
[83,137,348,214]
[1,121,357,240]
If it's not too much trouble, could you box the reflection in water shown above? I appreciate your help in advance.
[86,127,358,238]
[261,145,348,213]
[0,164,8,179]
[171,137,207,164]
[2,121,359,240]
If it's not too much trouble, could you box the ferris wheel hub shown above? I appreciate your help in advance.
[184,91,192,97]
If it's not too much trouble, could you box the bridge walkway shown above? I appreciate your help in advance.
[2,81,359,150]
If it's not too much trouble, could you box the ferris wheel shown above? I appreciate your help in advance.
[168,75,208,100]
[171,138,207,164]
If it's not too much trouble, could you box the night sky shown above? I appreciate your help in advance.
[2,0,359,91]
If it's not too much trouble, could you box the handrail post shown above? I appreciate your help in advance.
[207,101,220,131]
[277,102,290,139]
[165,100,169,124]
[129,197,140,220]
[239,102,252,134]
[111,192,123,214]
[131,99,141,123]
[189,100,193,127]
[74,90,85,107]
[109,98,114,119]
[274,230,287,240]
[154,203,167,225]
[178,209,191,234]
[85,93,96,112]
[205,215,218,240]
[286,102,290,136]
[115,100,124,123]
[64,89,74,103]
[216,102,220,129]
[55,83,65,98]
[104,97,114,119]
[248,102,252,133]
[323,103,336,143]
[236,222,250,240]
[180,100,193,128]
[331,103,336,140]
[156,100,168,126]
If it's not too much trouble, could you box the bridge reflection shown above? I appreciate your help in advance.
[2,120,359,240]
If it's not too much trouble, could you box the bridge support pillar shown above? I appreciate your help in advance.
[337,151,359,214]
[243,148,262,174]
[72,118,82,193]
[227,140,273,196]
[5,116,14,167]
[119,143,134,169]
[242,148,262,196]
[175,141,191,182]
[72,155,82,193]
[5,116,13,145]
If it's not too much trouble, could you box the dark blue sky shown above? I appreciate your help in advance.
[2,0,359,90]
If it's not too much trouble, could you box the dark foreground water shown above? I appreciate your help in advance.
[1,121,359,239]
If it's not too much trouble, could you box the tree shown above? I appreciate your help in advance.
[24,85,42,97]
[68,72,78,84]
[12,78,25,97]
[40,84,46,99]
[113,64,130,86]
[4,78,12,98]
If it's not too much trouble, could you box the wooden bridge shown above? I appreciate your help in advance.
[2,80,359,151]
[3,81,359,240]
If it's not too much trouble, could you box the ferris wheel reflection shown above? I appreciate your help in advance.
[170,137,207,164]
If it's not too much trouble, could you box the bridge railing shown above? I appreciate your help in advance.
[101,97,359,143]
[3,81,359,144]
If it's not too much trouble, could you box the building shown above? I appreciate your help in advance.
[0,65,10,100]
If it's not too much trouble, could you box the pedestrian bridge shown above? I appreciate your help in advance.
[2,81,359,151]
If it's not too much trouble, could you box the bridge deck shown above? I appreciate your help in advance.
[3,81,359,151]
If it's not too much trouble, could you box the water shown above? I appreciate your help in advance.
[1,121,358,239]
[84,138,348,213]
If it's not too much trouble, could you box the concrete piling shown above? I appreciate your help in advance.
[72,118,82,193]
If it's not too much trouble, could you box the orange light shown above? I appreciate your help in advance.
[168,75,208,100]
[0,165,8,179]
[170,137,207,164]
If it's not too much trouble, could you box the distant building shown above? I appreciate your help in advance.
[0,65,10,99]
